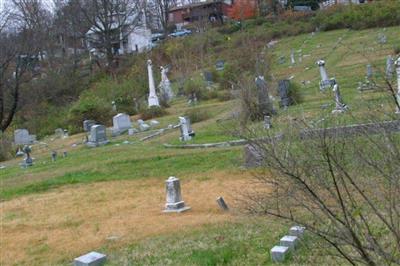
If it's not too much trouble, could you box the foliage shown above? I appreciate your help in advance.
[139,106,167,120]
[313,2,400,31]
[0,133,13,162]
[67,92,113,133]
[184,108,211,124]
[289,82,304,104]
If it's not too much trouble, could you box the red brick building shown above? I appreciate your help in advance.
[169,0,258,26]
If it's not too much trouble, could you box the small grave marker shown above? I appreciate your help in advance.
[74,251,106,266]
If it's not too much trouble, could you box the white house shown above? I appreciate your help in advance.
[85,10,155,55]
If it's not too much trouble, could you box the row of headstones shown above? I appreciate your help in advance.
[73,176,228,266]
[317,56,400,114]
[271,226,306,262]
[83,115,195,147]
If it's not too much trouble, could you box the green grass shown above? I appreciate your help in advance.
[102,218,314,266]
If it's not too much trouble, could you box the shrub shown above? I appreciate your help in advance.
[184,108,210,123]
[68,92,113,133]
[217,90,233,102]
[0,132,13,162]
[183,77,206,99]
[218,64,241,91]
[140,106,167,120]
[289,82,304,105]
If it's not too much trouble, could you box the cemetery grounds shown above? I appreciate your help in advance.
[1,25,400,265]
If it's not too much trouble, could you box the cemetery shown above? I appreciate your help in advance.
[1,3,400,265]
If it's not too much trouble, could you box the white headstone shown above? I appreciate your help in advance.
[112,113,132,134]
[163,176,191,213]
[179,117,191,141]
[147,60,160,107]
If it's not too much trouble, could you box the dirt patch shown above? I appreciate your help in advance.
[0,171,258,265]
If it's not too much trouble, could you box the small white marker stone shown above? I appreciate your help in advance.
[289,225,305,237]
[271,245,290,262]
[74,251,106,266]
[280,235,299,250]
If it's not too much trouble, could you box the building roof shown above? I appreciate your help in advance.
[170,0,222,12]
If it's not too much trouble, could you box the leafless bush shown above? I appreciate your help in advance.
[242,114,400,265]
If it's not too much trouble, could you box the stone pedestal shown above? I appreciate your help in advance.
[163,176,191,213]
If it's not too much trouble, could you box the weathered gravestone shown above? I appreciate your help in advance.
[86,125,109,147]
[386,56,395,80]
[163,176,191,213]
[378,33,387,44]
[158,66,174,102]
[137,119,150,131]
[331,79,348,114]
[216,197,229,211]
[215,60,225,71]
[112,113,132,135]
[55,128,64,138]
[278,79,293,109]
[264,115,272,129]
[316,60,332,91]
[74,251,106,266]
[255,76,275,116]
[203,71,213,86]
[179,116,195,141]
[14,129,36,145]
[51,151,57,162]
[83,120,96,132]
[290,49,295,65]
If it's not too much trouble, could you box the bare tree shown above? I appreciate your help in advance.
[241,109,400,265]
[11,0,55,63]
[151,0,178,34]
[0,35,32,133]
[78,0,145,70]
